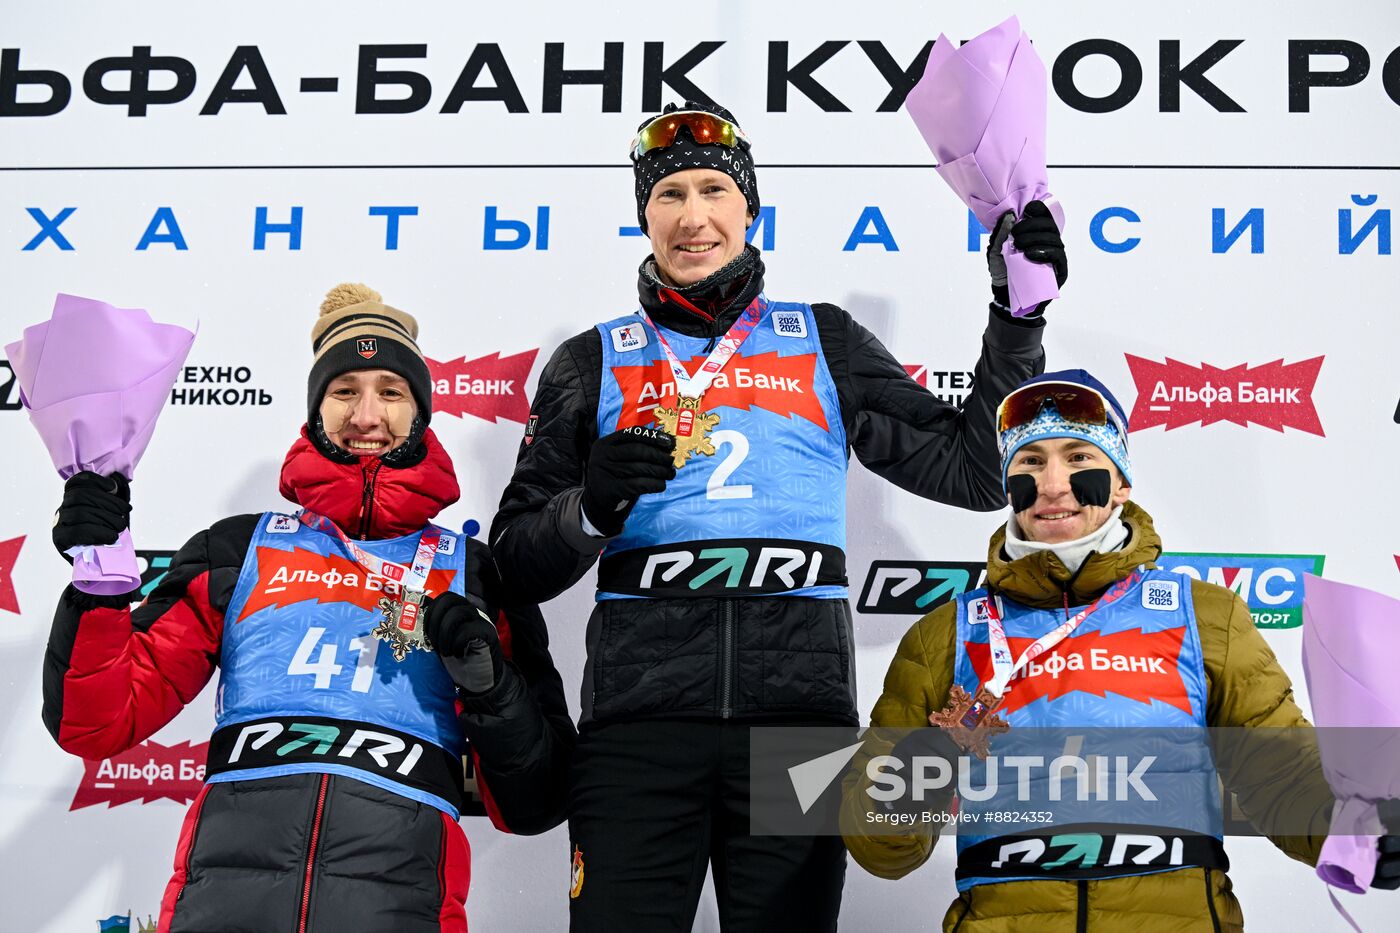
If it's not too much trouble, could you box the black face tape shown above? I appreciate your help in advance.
[1070,469,1113,508]
[1007,473,1038,512]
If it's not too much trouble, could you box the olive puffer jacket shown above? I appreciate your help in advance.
[841,501,1333,932]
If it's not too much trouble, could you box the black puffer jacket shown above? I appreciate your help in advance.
[490,248,1045,725]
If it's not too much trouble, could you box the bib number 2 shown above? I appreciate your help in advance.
[706,429,753,500]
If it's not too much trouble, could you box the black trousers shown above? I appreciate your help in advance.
[567,720,846,933]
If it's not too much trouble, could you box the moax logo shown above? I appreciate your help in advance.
[858,561,989,615]
[226,721,425,776]
[357,337,379,359]
[1161,553,1324,629]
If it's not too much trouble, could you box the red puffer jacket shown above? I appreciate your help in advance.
[43,428,576,933]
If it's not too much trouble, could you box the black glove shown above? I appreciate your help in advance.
[880,726,964,817]
[1374,798,1400,890]
[579,426,677,538]
[52,471,131,561]
[987,199,1068,314]
[424,591,503,695]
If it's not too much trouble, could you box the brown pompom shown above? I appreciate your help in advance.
[319,283,382,316]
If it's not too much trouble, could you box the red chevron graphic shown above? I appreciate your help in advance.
[1125,355,1324,435]
[611,351,828,431]
[426,350,537,424]
[236,546,457,622]
[965,625,1191,717]
[0,535,22,615]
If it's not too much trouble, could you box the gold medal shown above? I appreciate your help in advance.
[653,395,721,469]
[929,684,1010,760]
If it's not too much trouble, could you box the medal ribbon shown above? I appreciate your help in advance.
[638,294,768,402]
[298,510,442,597]
[982,569,1143,701]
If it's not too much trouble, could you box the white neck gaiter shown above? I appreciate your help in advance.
[1003,506,1129,575]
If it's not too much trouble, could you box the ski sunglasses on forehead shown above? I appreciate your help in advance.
[996,380,1128,437]
[630,110,750,159]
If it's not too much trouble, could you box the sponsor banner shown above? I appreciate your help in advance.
[71,740,208,811]
[1125,356,1324,435]
[610,352,827,431]
[858,553,1323,629]
[427,350,537,423]
[858,560,987,615]
[1159,553,1324,629]
[0,535,23,615]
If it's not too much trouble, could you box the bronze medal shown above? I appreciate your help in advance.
[929,684,1010,760]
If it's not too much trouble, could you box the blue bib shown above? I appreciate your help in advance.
[210,512,468,815]
[594,299,849,600]
[949,570,1222,890]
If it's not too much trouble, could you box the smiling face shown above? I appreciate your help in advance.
[319,369,418,457]
[644,168,752,286]
[1007,437,1132,543]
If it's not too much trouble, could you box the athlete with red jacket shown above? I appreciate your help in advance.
[43,284,575,933]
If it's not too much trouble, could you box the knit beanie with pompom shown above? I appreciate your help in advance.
[305,283,432,429]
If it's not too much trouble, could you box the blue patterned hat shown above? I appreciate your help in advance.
[997,370,1132,489]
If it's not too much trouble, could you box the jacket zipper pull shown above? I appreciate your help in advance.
[1063,590,1070,621]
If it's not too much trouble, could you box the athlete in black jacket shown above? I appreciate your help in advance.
[490,102,1065,932]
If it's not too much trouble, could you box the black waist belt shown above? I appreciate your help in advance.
[956,824,1229,883]
[597,537,847,598]
[207,715,465,809]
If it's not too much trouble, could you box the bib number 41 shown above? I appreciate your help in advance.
[288,627,380,693]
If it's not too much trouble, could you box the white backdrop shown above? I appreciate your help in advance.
[3,2,1397,930]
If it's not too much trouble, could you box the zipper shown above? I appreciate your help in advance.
[357,459,382,540]
[173,786,212,906]
[298,774,331,933]
[1063,589,1071,621]
[1075,879,1088,933]
[720,599,735,718]
[1203,868,1222,932]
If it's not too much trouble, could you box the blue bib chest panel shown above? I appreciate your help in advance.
[948,570,1223,889]
[594,300,849,600]
[210,512,469,815]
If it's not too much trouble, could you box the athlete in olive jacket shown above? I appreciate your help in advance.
[842,372,1400,932]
